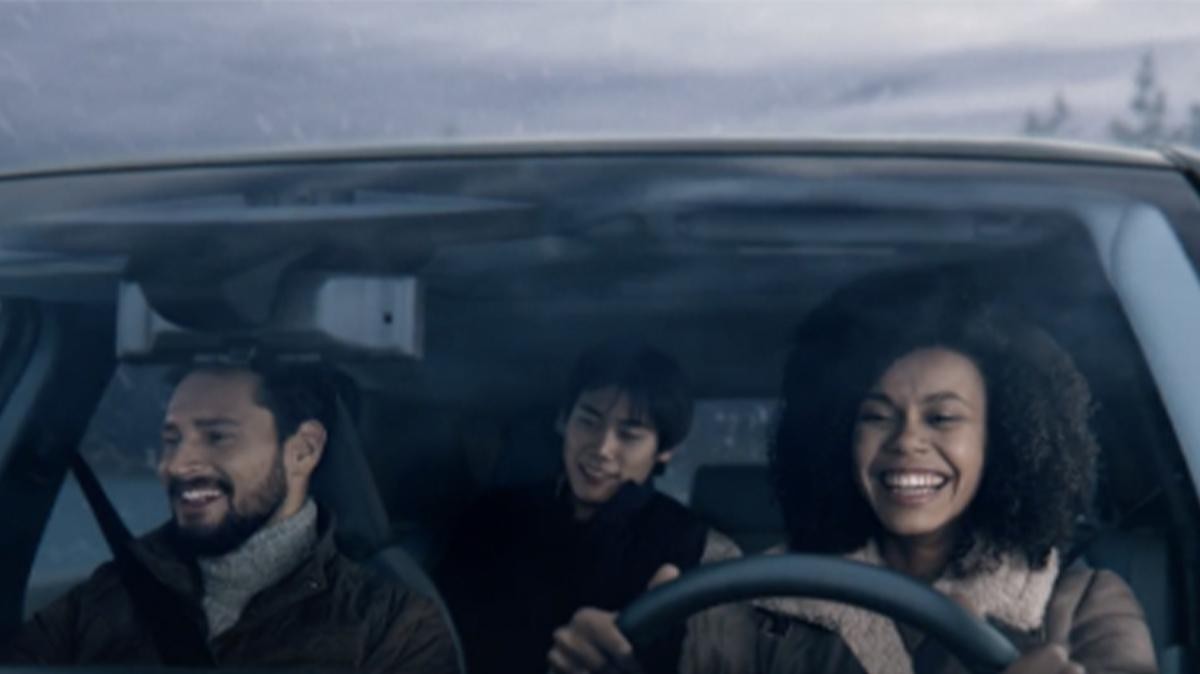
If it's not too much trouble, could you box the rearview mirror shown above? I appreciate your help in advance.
[116,274,423,362]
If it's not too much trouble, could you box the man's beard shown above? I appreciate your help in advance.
[169,451,288,558]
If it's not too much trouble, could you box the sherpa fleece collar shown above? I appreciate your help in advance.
[751,541,1059,674]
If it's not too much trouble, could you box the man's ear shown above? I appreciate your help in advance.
[656,448,676,466]
[288,420,327,478]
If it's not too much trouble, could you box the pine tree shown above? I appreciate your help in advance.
[1172,104,1200,148]
[1110,51,1169,146]
[1024,92,1070,137]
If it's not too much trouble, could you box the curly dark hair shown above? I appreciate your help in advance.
[770,270,1099,570]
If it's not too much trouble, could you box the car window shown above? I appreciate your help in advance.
[5,169,1199,670]
[658,399,773,505]
[24,366,171,617]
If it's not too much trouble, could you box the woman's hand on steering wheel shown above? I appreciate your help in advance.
[1003,645,1084,674]
[949,595,1083,674]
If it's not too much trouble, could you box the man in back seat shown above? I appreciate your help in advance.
[4,362,459,672]
[437,338,738,674]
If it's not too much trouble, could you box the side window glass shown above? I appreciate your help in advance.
[24,365,172,617]
[658,399,773,505]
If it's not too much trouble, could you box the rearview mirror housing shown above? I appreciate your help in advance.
[116,274,423,362]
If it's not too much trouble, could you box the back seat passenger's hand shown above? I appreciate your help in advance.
[547,607,637,674]
[546,564,682,674]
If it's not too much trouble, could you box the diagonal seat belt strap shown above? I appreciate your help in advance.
[69,453,215,666]
[69,453,133,548]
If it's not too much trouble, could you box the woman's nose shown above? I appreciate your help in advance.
[889,414,928,454]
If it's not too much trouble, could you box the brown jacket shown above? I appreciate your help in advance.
[4,517,459,672]
[681,544,1157,674]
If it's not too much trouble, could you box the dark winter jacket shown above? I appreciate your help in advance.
[4,511,459,672]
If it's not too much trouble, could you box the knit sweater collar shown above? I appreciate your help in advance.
[197,499,318,636]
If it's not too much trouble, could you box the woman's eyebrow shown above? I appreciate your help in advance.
[922,391,970,405]
[576,404,604,418]
[862,392,893,405]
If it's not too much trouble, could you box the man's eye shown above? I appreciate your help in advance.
[576,416,600,429]
[618,430,648,443]
[205,432,233,445]
[161,436,180,451]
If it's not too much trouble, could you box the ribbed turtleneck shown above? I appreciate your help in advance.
[197,499,318,638]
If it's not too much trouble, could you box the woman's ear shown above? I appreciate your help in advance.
[656,449,676,466]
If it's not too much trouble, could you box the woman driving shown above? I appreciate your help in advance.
[547,279,1156,674]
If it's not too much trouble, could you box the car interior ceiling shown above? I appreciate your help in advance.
[0,154,1197,669]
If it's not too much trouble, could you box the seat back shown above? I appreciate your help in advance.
[309,395,394,559]
[690,463,785,553]
[310,395,465,672]
[1084,529,1185,671]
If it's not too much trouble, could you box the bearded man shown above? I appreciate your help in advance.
[4,364,459,672]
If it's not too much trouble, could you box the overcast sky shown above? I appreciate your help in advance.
[2,1,1199,172]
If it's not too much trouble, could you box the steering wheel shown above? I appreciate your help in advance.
[616,555,1020,674]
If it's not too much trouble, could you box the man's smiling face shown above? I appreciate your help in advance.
[561,386,671,520]
[158,369,289,556]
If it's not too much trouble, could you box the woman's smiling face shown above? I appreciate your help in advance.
[852,347,988,543]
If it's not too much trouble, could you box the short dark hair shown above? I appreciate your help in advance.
[771,277,1098,570]
[561,339,694,452]
[169,361,337,444]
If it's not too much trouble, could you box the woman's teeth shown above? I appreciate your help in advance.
[880,471,949,491]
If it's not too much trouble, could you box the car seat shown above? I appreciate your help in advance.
[309,395,466,672]
[690,463,784,553]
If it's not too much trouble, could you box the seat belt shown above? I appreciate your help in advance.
[69,453,215,666]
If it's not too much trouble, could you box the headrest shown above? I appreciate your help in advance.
[308,394,392,560]
[487,411,562,488]
[690,463,785,553]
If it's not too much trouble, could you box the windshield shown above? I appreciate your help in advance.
[2,1,1199,173]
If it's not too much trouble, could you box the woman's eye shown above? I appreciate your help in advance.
[927,413,962,426]
[857,410,890,423]
[205,432,233,446]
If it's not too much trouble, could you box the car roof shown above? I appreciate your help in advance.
[0,137,1171,181]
